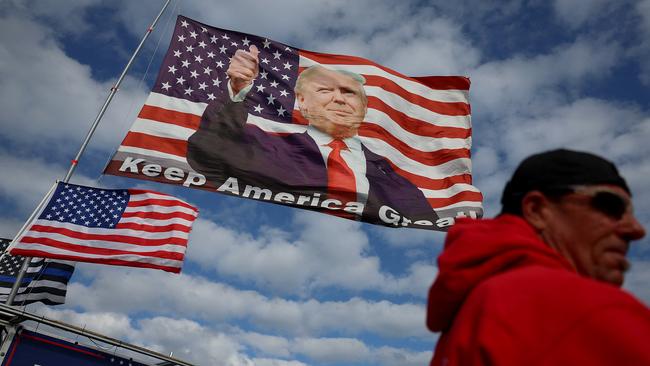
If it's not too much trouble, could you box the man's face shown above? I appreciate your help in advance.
[541,185,646,286]
[296,68,367,139]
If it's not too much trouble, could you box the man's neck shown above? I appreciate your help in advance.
[307,125,360,149]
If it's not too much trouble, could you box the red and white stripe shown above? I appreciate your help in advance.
[11,190,198,273]
[109,51,482,213]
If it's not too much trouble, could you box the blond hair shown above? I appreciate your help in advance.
[294,65,367,106]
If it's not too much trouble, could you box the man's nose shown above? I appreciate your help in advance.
[617,212,646,241]
[332,89,346,103]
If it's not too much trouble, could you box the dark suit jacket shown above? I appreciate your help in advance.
[186,95,438,226]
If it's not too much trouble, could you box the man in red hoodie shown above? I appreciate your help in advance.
[427,149,649,366]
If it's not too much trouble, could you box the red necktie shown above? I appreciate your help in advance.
[326,139,357,205]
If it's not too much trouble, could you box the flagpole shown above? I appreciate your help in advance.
[63,0,173,183]
[3,182,57,305]
[5,0,173,306]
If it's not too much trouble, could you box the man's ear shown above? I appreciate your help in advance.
[296,92,305,112]
[521,191,553,232]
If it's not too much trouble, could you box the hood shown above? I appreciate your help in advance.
[426,214,574,332]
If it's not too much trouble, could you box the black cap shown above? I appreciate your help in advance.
[501,149,630,207]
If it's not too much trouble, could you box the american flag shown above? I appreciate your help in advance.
[104,15,482,222]
[8,183,198,273]
[0,238,74,306]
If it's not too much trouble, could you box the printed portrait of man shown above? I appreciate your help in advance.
[186,45,438,225]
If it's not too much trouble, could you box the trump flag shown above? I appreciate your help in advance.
[104,15,482,231]
[8,183,198,273]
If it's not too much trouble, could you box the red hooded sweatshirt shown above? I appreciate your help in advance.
[427,214,650,366]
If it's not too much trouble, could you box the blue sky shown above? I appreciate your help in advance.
[1,0,649,365]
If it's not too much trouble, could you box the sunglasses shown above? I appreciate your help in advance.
[559,185,632,220]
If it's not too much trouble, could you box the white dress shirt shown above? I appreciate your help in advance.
[307,126,369,205]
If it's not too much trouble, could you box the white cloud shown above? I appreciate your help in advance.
[35,308,133,340]
[28,306,430,365]
[247,334,434,366]
[492,101,650,238]
[0,217,23,240]
[471,38,621,119]
[31,308,257,366]
[294,12,480,75]
[186,213,436,296]
[472,146,500,178]
[639,0,650,34]
[0,16,98,145]
[636,0,650,84]
[65,267,429,338]
[2,0,102,33]
[238,331,292,358]
[374,346,433,366]
[292,337,369,363]
[431,0,525,21]
[471,146,508,216]
[300,296,427,338]
[552,0,613,28]
[0,14,147,154]
[473,98,650,221]
[467,36,648,218]
[497,98,647,164]
[113,0,480,76]
[0,152,96,213]
[135,317,250,365]
[619,153,650,234]
[251,359,307,366]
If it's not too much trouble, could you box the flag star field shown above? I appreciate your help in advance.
[154,16,299,122]
[43,185,128,228]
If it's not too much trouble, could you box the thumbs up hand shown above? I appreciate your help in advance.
[227,45,260,95]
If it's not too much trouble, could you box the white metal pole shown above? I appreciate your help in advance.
[5,0,173,307]
[63,0,173,182]
[4,182,58,305]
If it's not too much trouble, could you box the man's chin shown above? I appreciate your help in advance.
[325,123,360,139]
[330,129,358,139]
[329,125,359,139]
[595,267,626,287]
